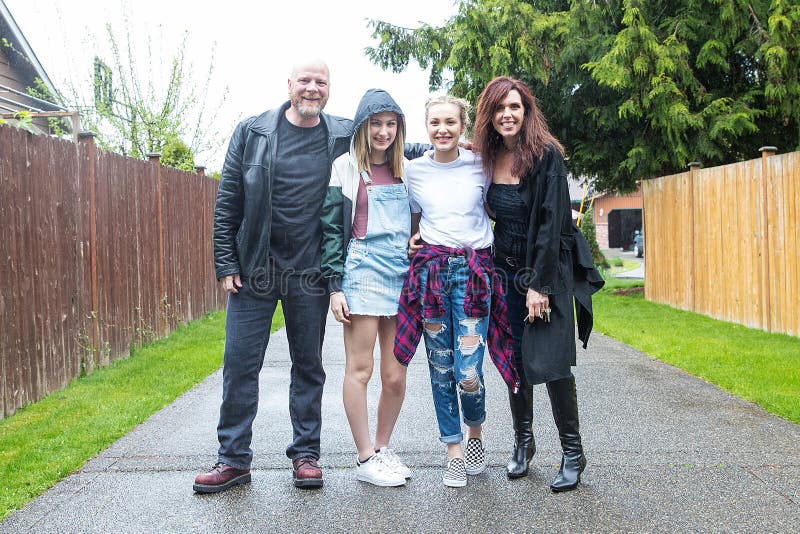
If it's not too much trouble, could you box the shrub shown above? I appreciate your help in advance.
[580,205,609,268]
[161,137,195,171]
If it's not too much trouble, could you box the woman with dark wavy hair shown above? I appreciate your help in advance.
[476,76,603,492]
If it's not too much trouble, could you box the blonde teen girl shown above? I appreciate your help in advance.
[321,89,412,487]
[394,95,518,487]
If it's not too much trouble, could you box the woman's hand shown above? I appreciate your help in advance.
[330,292,351,325]
[525,289,550,323]
[408,232,423,258]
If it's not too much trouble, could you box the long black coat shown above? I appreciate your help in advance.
[517,146,604,385]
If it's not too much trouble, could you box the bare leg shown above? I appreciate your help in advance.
[374,316,408,449]
[466,425,483,439]
[447,443,464,460]
[342,315,379,460]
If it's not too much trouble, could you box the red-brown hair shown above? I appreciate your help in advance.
[473,76,564,178]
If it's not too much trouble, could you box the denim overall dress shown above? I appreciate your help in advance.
[341,170,411,315]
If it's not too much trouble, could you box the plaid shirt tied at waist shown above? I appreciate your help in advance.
[394,243,520,392]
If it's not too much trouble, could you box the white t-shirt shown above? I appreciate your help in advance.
[406,150,494,249]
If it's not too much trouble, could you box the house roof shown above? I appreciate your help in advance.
[0,0,61,108]
[590,182,642,201]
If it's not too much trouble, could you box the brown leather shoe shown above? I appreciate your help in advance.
[193,462,251,493]
[292,457,323,488]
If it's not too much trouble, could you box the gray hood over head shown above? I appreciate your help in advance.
[352,88,404,132]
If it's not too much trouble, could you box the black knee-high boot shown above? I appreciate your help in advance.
[547,376,585,492]
[506,380,535,478]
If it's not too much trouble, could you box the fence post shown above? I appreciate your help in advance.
[196,166,207,311]
[758,146,777,331]
[687,162,701,312]
[148,152,167,335]
[78,131,99,370]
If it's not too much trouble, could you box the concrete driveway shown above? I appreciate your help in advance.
[2,314,798,532]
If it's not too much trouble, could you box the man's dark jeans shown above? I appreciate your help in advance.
[216,273,329,470]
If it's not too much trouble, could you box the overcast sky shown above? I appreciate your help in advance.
[5,0,457,169]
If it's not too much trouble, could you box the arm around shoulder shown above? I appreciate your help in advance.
[403,142,432,160]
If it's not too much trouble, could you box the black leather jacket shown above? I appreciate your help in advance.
[213,101,353,280]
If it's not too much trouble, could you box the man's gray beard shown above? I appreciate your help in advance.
[297,103,322,118]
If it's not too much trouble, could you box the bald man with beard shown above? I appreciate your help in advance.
[195,59,353,493]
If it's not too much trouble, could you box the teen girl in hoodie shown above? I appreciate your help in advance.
[320,89,412,487]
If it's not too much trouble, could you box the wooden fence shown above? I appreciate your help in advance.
[642,148,799,337]
[0,124,226,418]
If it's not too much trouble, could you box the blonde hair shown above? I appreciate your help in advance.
[424,94,471,130]
[354,113,406,178]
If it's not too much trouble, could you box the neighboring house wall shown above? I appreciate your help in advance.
[595,219,609,250]
[593,187,643,248]
[0,3,65,133]
[0,45,45,122]
[0,40,17,88]
[0,19,38,106]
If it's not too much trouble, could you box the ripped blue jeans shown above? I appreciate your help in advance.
[420,256,490,444]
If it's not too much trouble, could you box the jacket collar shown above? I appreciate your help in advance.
[248,101,351,139]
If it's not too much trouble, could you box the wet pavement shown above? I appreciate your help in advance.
[3,312,798,533]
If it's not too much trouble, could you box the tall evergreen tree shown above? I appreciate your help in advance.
[367,0,797,192]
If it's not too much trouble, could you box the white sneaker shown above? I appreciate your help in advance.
[465,437,487,475]
[356,454,406,487]
[443,457,467,488]
[376,447,412,479]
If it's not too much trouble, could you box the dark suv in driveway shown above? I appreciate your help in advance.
[633,231,644,258]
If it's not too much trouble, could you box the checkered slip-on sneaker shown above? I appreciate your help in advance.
[465,438,487,475]
[443,457,467,487]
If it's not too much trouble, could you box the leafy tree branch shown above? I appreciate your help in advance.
[366,0,797,192]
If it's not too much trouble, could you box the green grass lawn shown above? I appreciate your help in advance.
[606,258,641,275]
[594,279,800,424]
[0,306,285,520]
